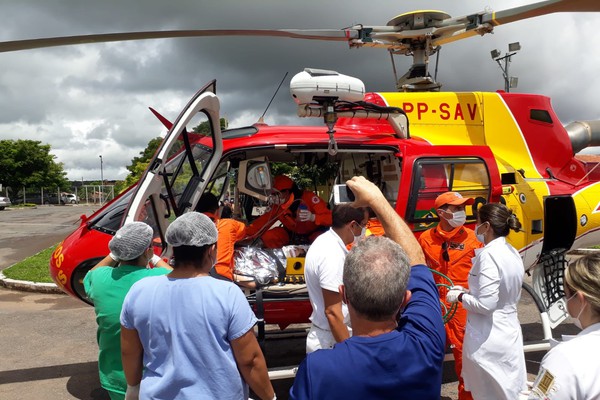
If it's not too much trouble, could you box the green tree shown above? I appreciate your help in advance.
[271,161,339,192]
[192,118,228,134]
[122,136,163,190]
[0,139,69,196]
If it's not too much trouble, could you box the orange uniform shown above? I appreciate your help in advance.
[418,224,482,400]
[205,212,247,281]
[365,218,385,237]
[246,190,332,248]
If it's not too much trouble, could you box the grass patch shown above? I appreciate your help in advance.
[3,245,56,283]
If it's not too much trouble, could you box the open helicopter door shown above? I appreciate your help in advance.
[123,80,224,255]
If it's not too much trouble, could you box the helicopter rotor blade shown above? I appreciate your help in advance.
[432,0,600,47]
[0,29,359,54]
[483,0,600,26]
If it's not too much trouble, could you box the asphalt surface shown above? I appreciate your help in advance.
[0,205,581,399]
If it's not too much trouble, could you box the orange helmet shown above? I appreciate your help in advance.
[273,175,294,191]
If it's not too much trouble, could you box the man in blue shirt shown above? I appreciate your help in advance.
[290,176,446,400]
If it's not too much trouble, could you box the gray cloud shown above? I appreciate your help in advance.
[0,0,599,180]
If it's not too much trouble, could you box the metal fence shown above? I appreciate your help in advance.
[11,185,115,205]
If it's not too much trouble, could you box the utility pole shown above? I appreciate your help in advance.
[490,42,521,92]
[99,155,104,205]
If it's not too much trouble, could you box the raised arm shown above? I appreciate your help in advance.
[89,254,118,271]
[346,176,425,265]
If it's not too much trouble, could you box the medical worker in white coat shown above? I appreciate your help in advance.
[527,253,600,399]
[446,203,526,400]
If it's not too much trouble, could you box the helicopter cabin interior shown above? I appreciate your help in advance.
[198,143,492,238]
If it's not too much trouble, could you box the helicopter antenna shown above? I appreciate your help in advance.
[434,47,441,83]
[389,50,399,86]
[258,72,289,124]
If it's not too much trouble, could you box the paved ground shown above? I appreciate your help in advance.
[0,205,580,399]
[0,204,100,271]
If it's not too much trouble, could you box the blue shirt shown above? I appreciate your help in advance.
[289,264,445,400]
[120,275,257,400]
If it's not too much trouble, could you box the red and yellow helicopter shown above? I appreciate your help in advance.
[2,0,600,360]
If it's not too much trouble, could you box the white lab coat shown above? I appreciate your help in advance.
[461,236,527,400]
[528,323,600,399]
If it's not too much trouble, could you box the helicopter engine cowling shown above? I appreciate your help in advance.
[565,120,600,154]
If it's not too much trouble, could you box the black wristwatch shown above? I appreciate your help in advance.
[458,292,464,303]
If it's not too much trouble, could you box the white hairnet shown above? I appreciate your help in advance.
[108,222,153,261]
[166,212,218,247]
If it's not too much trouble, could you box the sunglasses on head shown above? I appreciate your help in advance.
[442,242,450,262]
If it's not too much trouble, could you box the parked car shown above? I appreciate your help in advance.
[13,194,63,205]
[0,196,11,210]
[61,193,79,204]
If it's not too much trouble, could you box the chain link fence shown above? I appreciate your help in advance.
[11,185,115,205]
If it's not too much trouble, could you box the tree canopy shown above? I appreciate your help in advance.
[118,136,163,192]
[0,139,69,196]
[193,118,228,134]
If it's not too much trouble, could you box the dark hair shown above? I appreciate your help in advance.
[171,244,211,267]
[195,192,219,213]
[332,204,366,228]
[478,203,521,237]
[220,205,233,219]
[367,207,377,219]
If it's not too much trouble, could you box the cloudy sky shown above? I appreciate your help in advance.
[1,0,599,181]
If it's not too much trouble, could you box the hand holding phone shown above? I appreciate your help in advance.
[333,184,355,204]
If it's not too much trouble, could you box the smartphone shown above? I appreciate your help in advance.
[333,184,355,204]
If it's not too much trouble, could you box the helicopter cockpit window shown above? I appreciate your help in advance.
[89,188,135,234]
[408,157,490,228]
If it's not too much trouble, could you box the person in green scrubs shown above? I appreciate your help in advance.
[84,222,171,400]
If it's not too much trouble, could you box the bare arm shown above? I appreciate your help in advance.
[230,329,275,400]
[150,256,172,270]
[322,288,350,342]
[120,326,144,386]
[346,176,425,265]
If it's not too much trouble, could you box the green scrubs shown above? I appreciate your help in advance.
[84,264,169,399]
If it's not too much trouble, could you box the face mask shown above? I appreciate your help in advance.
[566,291,586,330]
[475,223,486,243]
[352,224,366,245]
[447,210,466,228]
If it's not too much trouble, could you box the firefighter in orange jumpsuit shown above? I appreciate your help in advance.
[195,193,255,288]
[365,208,385,237]
[246,175,332,248]
[417,192,482,400]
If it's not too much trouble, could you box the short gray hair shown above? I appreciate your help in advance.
[344,236,411,321]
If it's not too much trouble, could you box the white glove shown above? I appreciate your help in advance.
[125,384,140,400]
[450,285,469,294]
[150,254,162,266]
[446,289,464,303]
[298,209,315,222]
[108,252,120,262]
